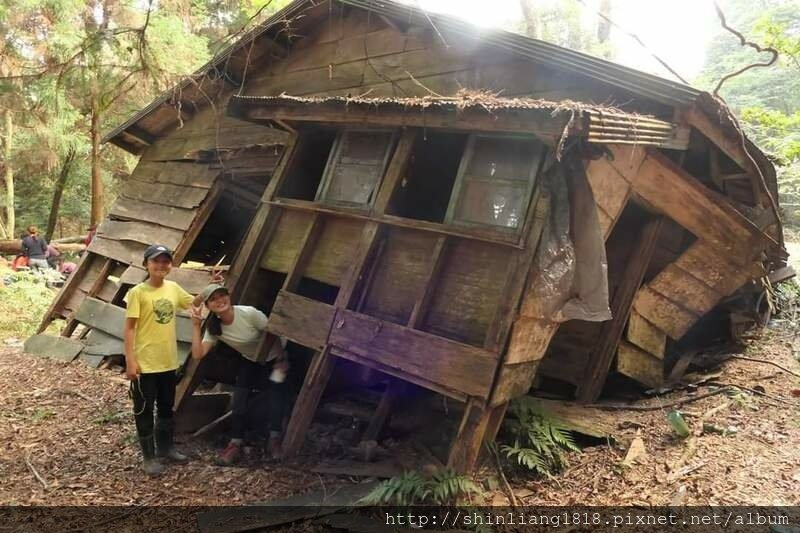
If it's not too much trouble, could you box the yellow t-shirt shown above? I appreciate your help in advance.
[124,280,193,373]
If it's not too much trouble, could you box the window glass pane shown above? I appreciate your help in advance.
[338,131,392,164]
[324,163,383,205]
[465,137,538,181]
[454,180,528,228]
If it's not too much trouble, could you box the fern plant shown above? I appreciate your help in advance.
[499,397,579,476]
[360,468,483,506]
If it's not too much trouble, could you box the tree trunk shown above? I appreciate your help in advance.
[519,0,539,39]
[0,240,85,254]
[90,91,104,226]
[45,147,77,241]
[3,109,14,239]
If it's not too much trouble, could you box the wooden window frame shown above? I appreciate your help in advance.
[314,128,398,209]
[444,133,543,233]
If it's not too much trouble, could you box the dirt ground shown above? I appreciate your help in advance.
[1,320,799,510]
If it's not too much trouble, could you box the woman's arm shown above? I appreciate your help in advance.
[123,317,140,380]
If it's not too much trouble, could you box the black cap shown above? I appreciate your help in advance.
[143,244,173,261]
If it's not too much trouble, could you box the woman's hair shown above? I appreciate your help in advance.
[207,313,222,336]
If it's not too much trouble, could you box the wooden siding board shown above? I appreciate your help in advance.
[96,220,184,250]
[362,229,439,326]
[304,217,365,287]
[260,210,315,273]
[423,239,510,347]
[648,264,723,316]
[626,310,666,359]
[109,197,196,231]
[266,291,336,350]
[617,341,663,388]
[633,286,699,340]
[329,309,498,399]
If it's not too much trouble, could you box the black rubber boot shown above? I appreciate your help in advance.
[155,418,188,462]
[139,435,164,476]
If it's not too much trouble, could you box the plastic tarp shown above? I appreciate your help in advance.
[526,152,611,323]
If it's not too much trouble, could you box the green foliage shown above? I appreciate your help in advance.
[360,469,483,506]
[29,408,55,422]
[0,267,59,339]
[775,278,800,313]
[499,397,579,477]
[92,409,129,425]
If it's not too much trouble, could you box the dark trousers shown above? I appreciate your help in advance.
[231,358,288,439]
[131,370,176,441]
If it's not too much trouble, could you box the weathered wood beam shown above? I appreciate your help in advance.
[61,258,114,338]
[37,251,94,334]
[372,129,417,214]
[576,216,663,403]
[282,346,335,456]
[235,103,574,144]
[407,235,447,329]
[684,106,764,205]
[362,379,405,442]
[447,398,505,473]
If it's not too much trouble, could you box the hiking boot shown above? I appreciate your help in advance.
[217,441,242,466]
[143,458,165,477]
[139,435,164,477]
[155,418,188,462]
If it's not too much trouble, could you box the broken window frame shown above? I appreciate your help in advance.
[444,133,544,232]
[314,128,398,209]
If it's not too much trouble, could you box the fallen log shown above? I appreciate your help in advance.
[0,240,86,255]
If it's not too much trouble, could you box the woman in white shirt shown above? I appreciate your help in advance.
[190,284,289,464]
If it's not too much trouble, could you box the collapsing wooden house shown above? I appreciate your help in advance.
[35,0,785,471]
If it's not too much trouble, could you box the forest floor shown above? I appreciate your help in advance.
[1,316,799,511]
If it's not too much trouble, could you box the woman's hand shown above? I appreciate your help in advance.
[191,304,204,326]
[125,359,140,380]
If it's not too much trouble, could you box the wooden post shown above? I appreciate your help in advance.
[447,398,505,473]
[407,235,447,329]
[362,379,405,442]
[576,215,664,403]
[282,346,335,455]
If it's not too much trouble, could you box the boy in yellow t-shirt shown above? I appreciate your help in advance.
[124,244,194,476]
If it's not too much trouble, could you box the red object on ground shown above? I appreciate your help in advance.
[11,255,28,271]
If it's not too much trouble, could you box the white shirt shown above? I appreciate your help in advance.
[202,305,285,362]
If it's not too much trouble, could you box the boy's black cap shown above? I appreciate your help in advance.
[143,244,173,261]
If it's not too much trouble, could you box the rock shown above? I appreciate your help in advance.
[621,436,647,467]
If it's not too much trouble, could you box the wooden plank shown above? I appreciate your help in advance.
[266,291,336,351]
[447,398,503,473]
[490,361,541,406]
[633,286,699,340]
[372,128,418,214]
[96,220,184,249]
[423,239,511,346]
[87,236,146,266]
[362,379,405,442]
[75,297,126,338]
[156,161,218,189]
[585,156,631,220]
[407,235,447,328]
[626,310,666,359]
[119,265,215,295]
[172,179,223,263]
[241,102,571,144]
[334,222,384,309]
[37,251,94,332]
[597,207,615,240]
[504,318,560,365]
[282,347,336,457]
[304,217,365,287]
[260,209,314,273]
[75,296,193,343]
[121,179,209,210]
[23,334,84,362]
[648,263,723,316]
[577,216,663,403]
[673,241,753,296]
[82,328,124,356]
[282,213,324,291]
[617,341,664,389]
[329,309,498,399]
[530,398,632,443]
[109,197,196,231]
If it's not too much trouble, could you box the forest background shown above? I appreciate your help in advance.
[0,0,799,242]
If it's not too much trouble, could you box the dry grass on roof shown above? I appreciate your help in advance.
[248,88,666,121]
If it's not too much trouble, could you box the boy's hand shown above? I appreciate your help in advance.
[125,359,140,380]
